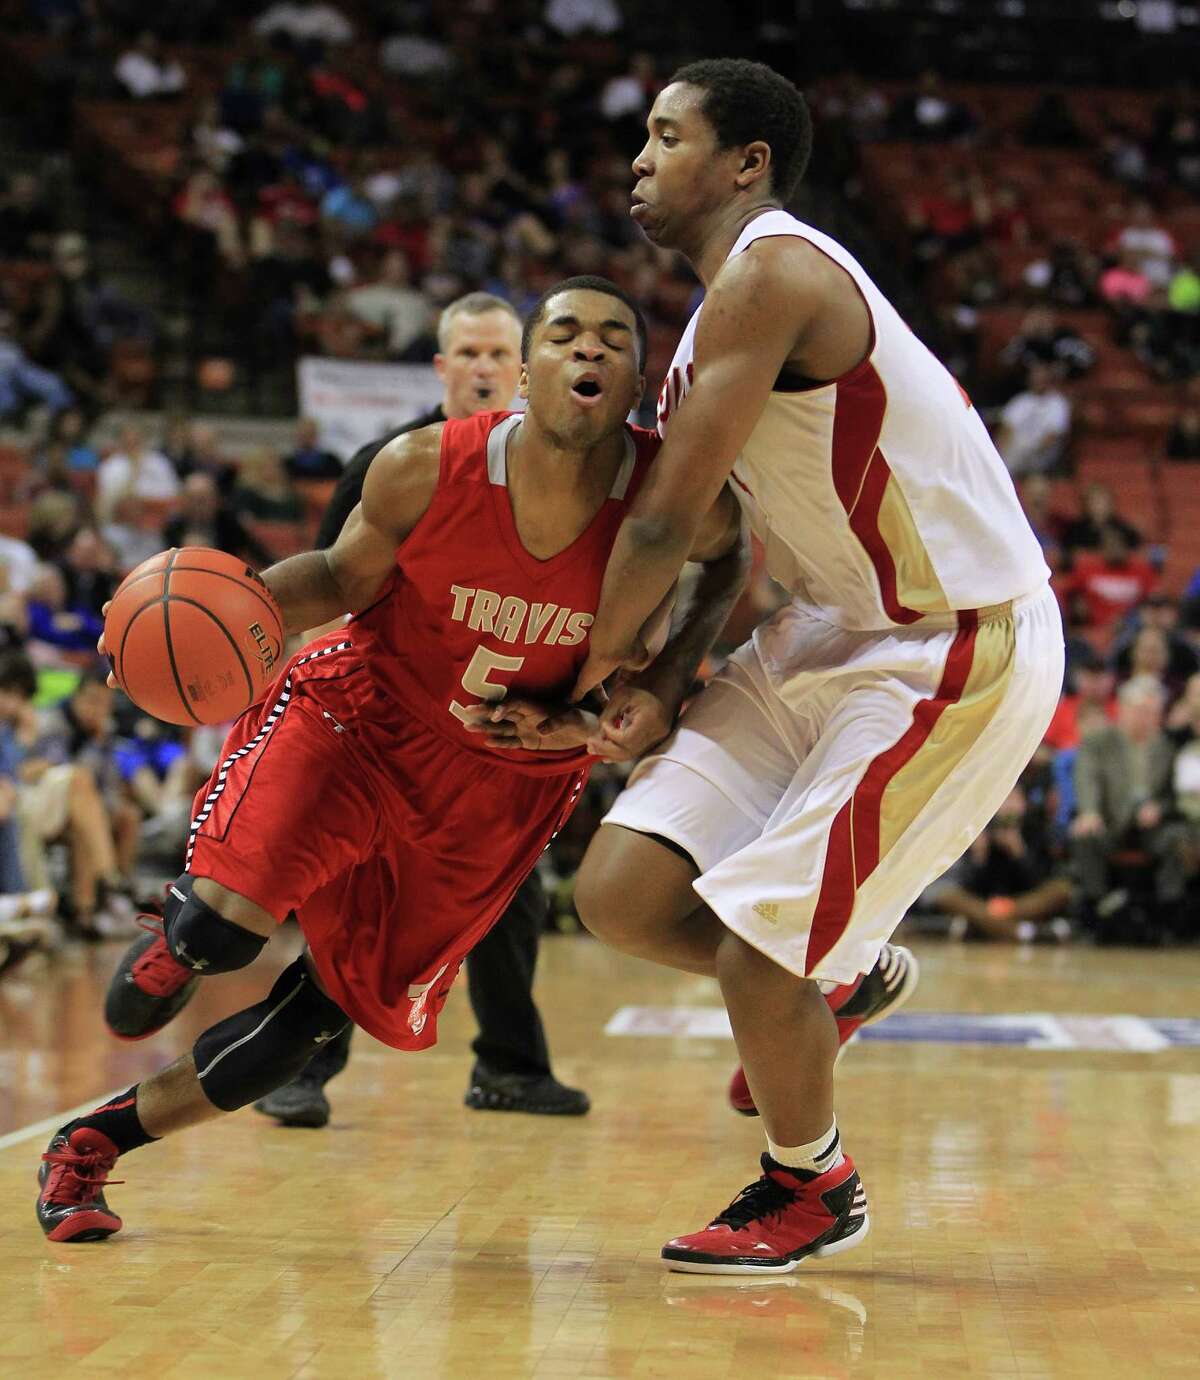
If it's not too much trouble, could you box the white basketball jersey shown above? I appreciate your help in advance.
[657,210,1050,630]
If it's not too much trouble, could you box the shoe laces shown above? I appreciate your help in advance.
[41,1145,123,1203]
[713,1161,799,1231]
[130,917,191,996]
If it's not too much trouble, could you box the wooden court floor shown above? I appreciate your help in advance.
[2,930,1198,1379]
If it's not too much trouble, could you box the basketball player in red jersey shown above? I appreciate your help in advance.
[34,275,749,1243]
[566,61,1063,1272]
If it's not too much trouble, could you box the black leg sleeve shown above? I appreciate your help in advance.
[467,870,551,1078]
[300,1021,354,1086]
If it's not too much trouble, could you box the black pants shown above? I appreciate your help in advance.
[300,870,551,1086]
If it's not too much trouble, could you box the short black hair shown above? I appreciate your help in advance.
[669,59,812,203]
[521,275,648,371]
[0,650,37,700]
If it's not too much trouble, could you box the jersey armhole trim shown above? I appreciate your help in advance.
[735,232,878,396]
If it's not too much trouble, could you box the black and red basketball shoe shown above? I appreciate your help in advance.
[662,1154,869,1274]
[728,943,919,1115]
[36,1127,123,1243]
[104,917,199,1040]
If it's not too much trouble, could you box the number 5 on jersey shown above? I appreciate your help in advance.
[449,645,526,725]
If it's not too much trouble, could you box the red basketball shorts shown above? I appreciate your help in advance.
[186,635,586,1049]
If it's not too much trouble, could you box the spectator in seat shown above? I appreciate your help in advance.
[1062,482,1141,554]
[1001,307,1095,383]
[920,786,1073,942]
[994,362,1072,477]
[1100,248,1153,308]
[163,472,273,566]
[1023,239,1098,309]
[100,495,163,576]
[0,650,132,939]
[1019,473,1070,561]
[58,526,116,619]
[113,31,187,100]
[1167,669,1200,736]
[320,172,379,241]
[171,421,237,494]
[1167,405,1200,460]
[51,406,99,472]
[1112,592,1200,687]
[0,172,57,259]
[1070,675,1190,935]
[284,417,341,480]
[96,423,180,522]
[544,0,624,37]
[1021,89,1088,147]
[36,669,143,880]
[1110,200,1178,289]
[230,447,302,522]
[1044,642,1117,752]
[0,309,72,421]
[1062,524,1159,633]
[343,250,432,359]
[25,562,103,656]
[254,1,354,46]
[889,70,976,142]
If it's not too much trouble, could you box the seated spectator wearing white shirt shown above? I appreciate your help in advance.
[114,33,187,100]
[1110,200,1178,289]
[254,1,354,45]
[994,363,1072,477]
[343,251,432,358]
[95,424,180,523]
[544,0,623,38]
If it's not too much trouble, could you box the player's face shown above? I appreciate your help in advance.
[631,83,742,249]
[520,289,644,447]
[435,311,523,420]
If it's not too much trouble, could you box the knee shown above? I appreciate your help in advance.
[163,874,268,975]
[575,845,642,949]
[716,930,812,1010]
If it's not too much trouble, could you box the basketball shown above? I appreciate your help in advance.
[104,547,284,726]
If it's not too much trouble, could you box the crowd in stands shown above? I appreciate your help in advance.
[1,4,1200,974]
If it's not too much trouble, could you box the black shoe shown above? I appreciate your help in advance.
[104,921,199,1041]
[36,1128,123,1243]
[253,1078,331,1128]
[464,1068,590,1116]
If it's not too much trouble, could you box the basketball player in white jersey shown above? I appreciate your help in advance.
[566,60,1065,1272]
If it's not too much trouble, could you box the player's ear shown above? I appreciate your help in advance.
[631,372,645,410]
[518,364,530,400]
[735,141,771,191]
[433,353,446,382]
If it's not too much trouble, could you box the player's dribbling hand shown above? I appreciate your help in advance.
[95,601,118,689]
[460,698,599,752]
[583,684,674,764]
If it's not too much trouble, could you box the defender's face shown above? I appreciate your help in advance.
[521,289,644,446]
[631,83,737,248]
[436,311,523,419]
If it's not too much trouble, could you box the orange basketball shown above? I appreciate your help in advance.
[105,548,285,726]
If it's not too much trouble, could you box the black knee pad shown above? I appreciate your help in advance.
[193,956,350,1111]
[163,875,267,975]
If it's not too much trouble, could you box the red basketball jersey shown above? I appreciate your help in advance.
[350,410,659,774]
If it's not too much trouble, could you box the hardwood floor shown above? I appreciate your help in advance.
[2,931,1198,1378]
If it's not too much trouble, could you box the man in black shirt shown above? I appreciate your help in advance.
[254,291,590,1126]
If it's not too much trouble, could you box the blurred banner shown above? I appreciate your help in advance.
[297,357,445,459]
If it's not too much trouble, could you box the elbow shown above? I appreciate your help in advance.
[627,512,693,558]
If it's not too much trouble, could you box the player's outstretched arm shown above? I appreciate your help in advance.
[259,426,441,636]
[572,244,817,699]
[585,488,750,762]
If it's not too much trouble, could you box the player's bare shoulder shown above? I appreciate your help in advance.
[705,233,869,380]
[361,422,444,544]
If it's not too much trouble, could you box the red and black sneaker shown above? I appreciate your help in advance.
[728,943,919,1115]
[662,1154,869,1274]
[104,918,199,1041]
[36,1127,123,1243]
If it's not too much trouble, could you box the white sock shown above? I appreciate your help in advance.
[767,1120,845,1176]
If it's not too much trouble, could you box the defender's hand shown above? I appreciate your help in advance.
[584,684,676,764]
[460,698,598,752]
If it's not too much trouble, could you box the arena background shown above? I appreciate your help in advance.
[0,3,1198,1377]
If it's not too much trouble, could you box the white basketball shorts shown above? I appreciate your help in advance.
[604,584,1064,984]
